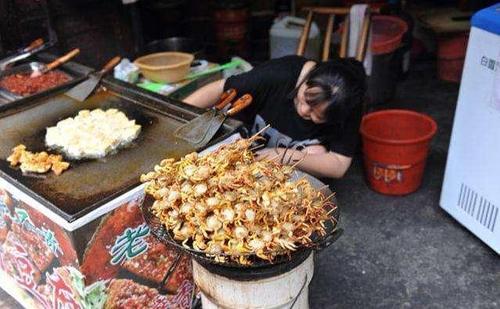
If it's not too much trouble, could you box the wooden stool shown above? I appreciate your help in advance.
[296,6,373,62]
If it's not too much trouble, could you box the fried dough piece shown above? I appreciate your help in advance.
[6,144,26,166]
[7,144,70,175]
[19,151,52,174]
[48,154,70,175]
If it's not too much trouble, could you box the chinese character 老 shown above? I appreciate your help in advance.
[110,223,150,265]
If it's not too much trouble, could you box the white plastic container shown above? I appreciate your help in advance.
[193,253,314,309]
[270,16,321,60]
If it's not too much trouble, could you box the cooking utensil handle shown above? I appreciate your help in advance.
[215,88,237,110]
[1,38,47,71]
[99,56,121,74]
[45,48,80,72]
[158,251,184,293]
[227,94,252,116]
[25,38,44,52]
[314,228,343,252]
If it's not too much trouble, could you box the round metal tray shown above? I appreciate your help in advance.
[140,171,343,269]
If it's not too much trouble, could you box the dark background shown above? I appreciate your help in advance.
[0,0,496,68]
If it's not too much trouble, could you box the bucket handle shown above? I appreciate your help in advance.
[288,274,308,309]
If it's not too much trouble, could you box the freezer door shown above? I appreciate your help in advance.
[440,26,500,254]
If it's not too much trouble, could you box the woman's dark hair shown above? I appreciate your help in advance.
[290,58,367,125]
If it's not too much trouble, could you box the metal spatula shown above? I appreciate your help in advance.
[65,56,121,102]
[173,88,236,140]
[174,90,252,147]
[30,48,80,78]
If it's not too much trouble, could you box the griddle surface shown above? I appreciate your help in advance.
[0,90,198,221]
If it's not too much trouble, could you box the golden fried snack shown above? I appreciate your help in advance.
[47,154,70,176]
[141,135,336,265]
[7,144,70,176]
[6,144,26,166]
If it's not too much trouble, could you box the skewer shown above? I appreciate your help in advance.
[318,184,330,191]
[323,192,337,201]
[249,143,266,152]
[267,153,282,162]
[252,124,271,138]
[291,153,307,168]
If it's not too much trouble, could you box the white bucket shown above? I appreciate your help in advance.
[270,16,321,60]
[192,252,314,309]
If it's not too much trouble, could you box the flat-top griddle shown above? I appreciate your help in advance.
[0,77,242,222]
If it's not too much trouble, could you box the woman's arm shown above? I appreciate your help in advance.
[183,79,226,108]
[257,147,353,179]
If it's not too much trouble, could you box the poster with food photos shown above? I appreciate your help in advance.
[0,186,194,309]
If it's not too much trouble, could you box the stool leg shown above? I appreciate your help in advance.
[340,16,349,58]
[356,13,371,62]
[322,14,335,61]
[297,10,314,56]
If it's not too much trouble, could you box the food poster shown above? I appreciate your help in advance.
[0,185,194,309]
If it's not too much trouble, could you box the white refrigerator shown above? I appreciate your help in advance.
[440,4,500,254]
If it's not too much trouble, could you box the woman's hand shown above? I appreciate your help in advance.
[255,147,281,162]
[256,144,327,163]
[303,144,328,155]
[255,146,352,178]
[183,79,226,108]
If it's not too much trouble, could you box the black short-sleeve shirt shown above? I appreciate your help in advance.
[224,55,361,157]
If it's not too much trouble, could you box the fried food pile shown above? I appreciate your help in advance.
[45,108,141,159]
[141,136,336,265]
[7,144,70,175]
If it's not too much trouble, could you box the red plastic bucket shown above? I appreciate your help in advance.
[371,15,408,55]
[437,32,469,83]
[342,0,387,10]
[360,109,437,195]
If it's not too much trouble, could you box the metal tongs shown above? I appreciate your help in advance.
[0,38,52,71]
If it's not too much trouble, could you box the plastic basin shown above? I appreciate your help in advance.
[371,15,408,55]
[134,52,194,83]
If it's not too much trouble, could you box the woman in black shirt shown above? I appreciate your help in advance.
[184,55,366,178]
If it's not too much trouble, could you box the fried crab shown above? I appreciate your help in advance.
[141,135,336,265]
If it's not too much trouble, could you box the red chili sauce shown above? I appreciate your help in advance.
[0,71,71,96]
